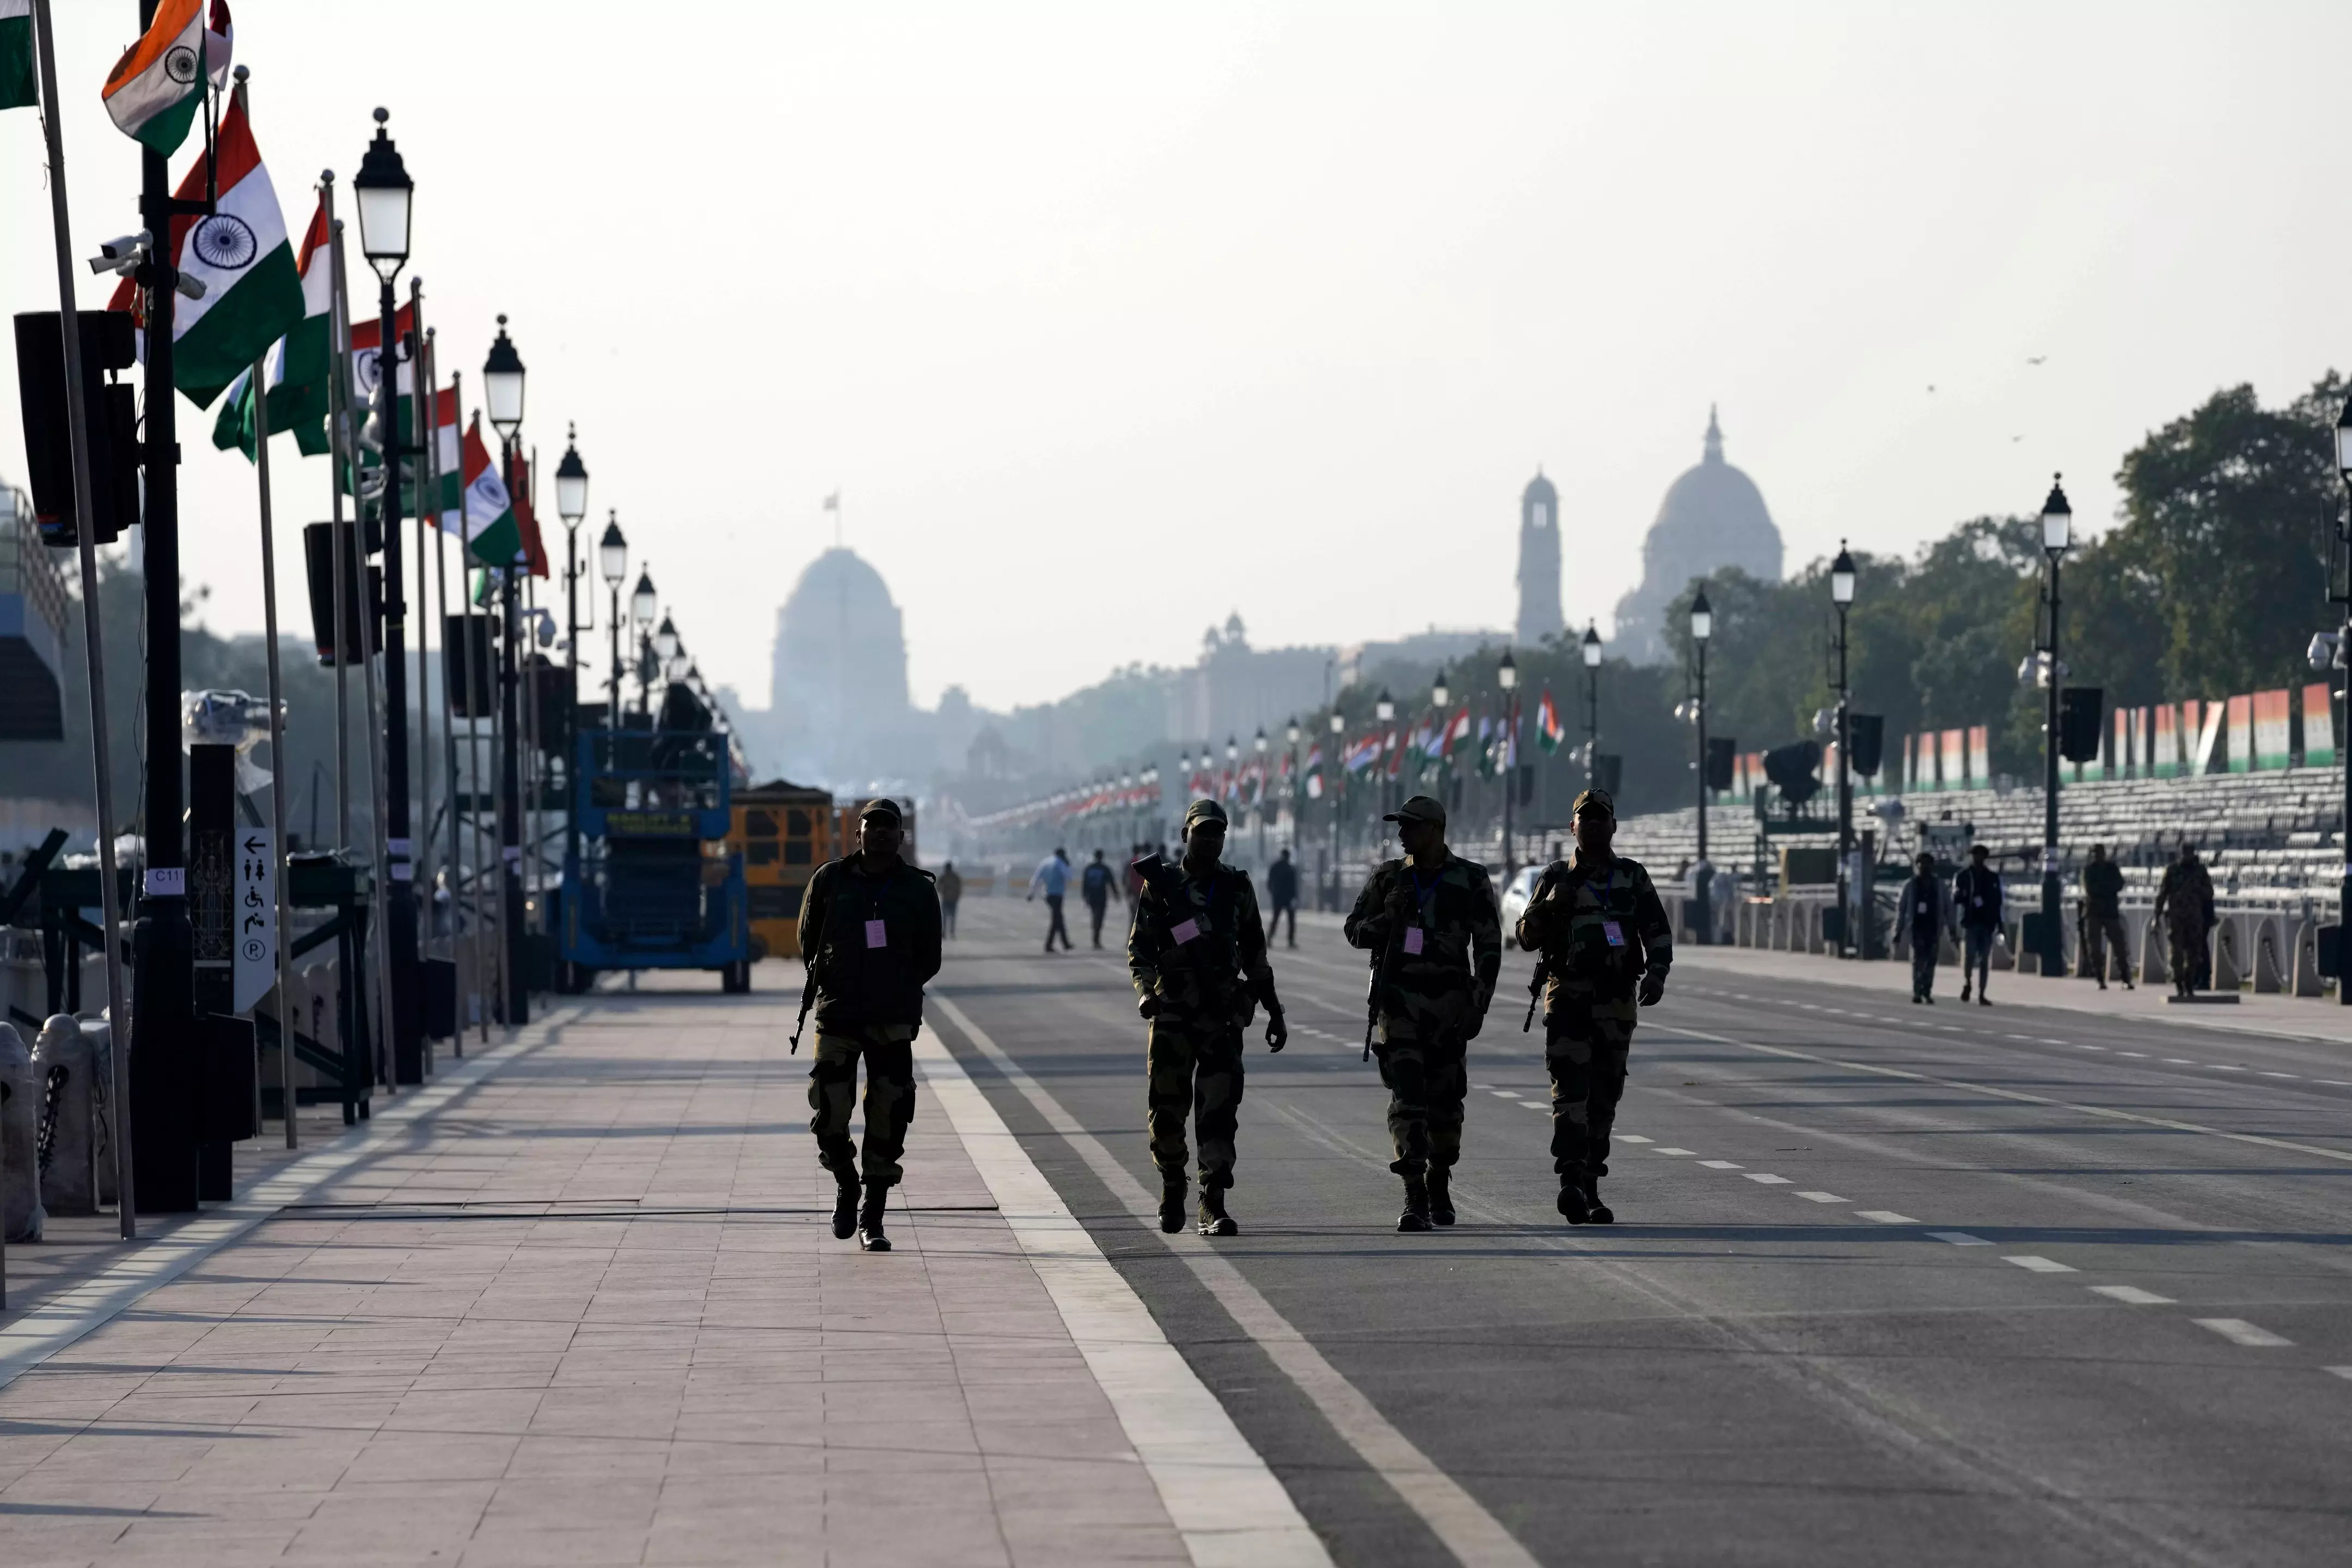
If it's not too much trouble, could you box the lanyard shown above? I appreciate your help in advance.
[1407,866,1443,922]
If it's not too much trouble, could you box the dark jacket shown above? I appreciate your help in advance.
[1903,872,1952,937]
[1514,853,1671,1019]
[798,853,942,1028]
[1952,863,2003,930]
[1128,859,1278,1026]
[2081,859,2124,920]
[1266,857,1299,906]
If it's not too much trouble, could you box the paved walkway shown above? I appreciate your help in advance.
[0,981,1318,1567]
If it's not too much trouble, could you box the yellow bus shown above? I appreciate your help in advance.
[733,782,835,962]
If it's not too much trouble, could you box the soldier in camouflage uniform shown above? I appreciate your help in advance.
[1344,794,1500,1233]
[797,799,943,1252]
[2153,842,2215,999]
[1514,788,1671,1225]
[1129,799,1288,1237]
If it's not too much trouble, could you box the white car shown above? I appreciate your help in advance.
[1498,864,1543,933]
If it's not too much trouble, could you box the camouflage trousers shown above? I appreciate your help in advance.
[1545,1004,1634,1177]
[808,1025,917,1186]
[1371,1027,1468,1177]
[1147,1019,1245,1190]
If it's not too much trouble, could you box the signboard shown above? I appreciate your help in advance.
[2304,682,2336,768]
[232,828,277,1015]
[605,811,696,837]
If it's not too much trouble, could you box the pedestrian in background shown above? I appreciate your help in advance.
[1953,843,2002,1005]
[1265,847,1299,948]
[1902,851,1952,1004]
[2079,843,2132,991]
[2154,843,2215,1000]
[1081,848,1122,948]
[1028,846,1074,953]
[938,861,963,939]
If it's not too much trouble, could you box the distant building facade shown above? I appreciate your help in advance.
[1515,471,1563,647]
[1612,408,1784,664]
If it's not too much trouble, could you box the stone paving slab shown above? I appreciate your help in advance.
[0,979,1204,1566]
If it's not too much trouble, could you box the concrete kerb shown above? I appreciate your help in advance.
[0,1006,575,1390]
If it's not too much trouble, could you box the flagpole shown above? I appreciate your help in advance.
[32,0,138,1235]
[448,388,491,1051]
[408,279,435,1039]
[322,185,351,861]
[245,356,296,1151]
[428,341,468,1056]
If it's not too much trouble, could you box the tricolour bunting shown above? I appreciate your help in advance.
[1536,688,1564,753]
[101,0,205,154]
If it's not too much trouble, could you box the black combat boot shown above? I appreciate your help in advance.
[831,1172,861,1241]
[1582,1170,1614,1225]
[1556,1172,1591,1225]
[1197,1187,1237,1238]
[1159,1177,1187,1235]
[1426,1167,1456,1227]
[856,1184,893,1252]
[1397,1173,1432,1233]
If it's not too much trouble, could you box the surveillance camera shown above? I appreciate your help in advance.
[2310,632,2342,672]
[174,272,207,300]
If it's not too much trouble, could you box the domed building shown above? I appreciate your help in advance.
[767,547,911,782]
[1611,408,1783,664]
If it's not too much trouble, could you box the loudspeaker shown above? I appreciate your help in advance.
[1848,714,1885,777]
[1765,739,1824,806]
[444,615,494,716]
[1704,737,1736,791]
[2060,688,2104,764]
[1590,754,1622,799]
[301,522,379,665]
[13,311,139,547]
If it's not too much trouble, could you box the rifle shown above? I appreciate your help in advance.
[1522,957,1547,1032]
[790,947,824,1055]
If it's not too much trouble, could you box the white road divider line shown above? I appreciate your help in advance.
[1855,1210,1919,1224]
[1927,1232,1992,1246]
[916,1008,1330,1568]
[1796,1191,1851,1203]
[2117,1052,2148,1059]
[2212,1064,2246,1071]
[1616,1135,1653,1144]
[1698,1160,1744,1169]
[2326,1366,2352,1381]
[1653,1147,1697,1156]
[2193,1318,2293,1348]
[2004,1255,2077,1273]
[2259,1071,2299,1080]
[930,994,1535,1568]
[2164,1058,2194,1064]
[1488,1089,1519,1099]
[2088,1285,2173,1306]
[1744,1173,1792,1185]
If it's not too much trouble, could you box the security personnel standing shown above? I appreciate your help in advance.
[1129,800,1288,1236]
[797,799,942,1252]
[1345,794,1500,1232]
[1514,788,1670,1225]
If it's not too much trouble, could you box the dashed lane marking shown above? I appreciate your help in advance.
[2005,1255,2078,1273]
[2117,1051,2148,1058]
[1744,1173,1793,1184]
[1856,1210,1919,1224]
[1927,1232,1991,1246]
[2089,1285,2173,1306]
[2326,1367,2352,1382]
[2194,1318,2293,1347]
[1653,1147,1697,1156]
[1796,1191,1851,1203]
[1616,1135,1654,1144]
[2259,1071,2300,1080]
[2212,1064,2247,1071]
[2165,1058,2193,1064]
[1487,1089,1520,1099]
[1698,1159,1744,1169]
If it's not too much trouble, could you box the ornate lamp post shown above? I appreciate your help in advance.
[1253,726,1270,862]
[356,108,425,1075]
[2037,476,2073,976]
[1580,622,1602,780]
[482,317,528,1024]
[629,571,657,716]
[1830,548,1857,956]
[599,517,627,732]
[1284,716,1301,850]
[2335,399,2352,1002]
[1329,709,1345,908]
[554,430,588,901]
[1497,650,1518,874]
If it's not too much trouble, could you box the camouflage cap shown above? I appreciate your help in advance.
[1183,799,1229,831]
[1571,787,1614,818]
[859,797,903,825]
[1382,794,1447,828]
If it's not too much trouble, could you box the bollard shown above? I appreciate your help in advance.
[32,1015,101,1215]
[1,1020,45,1242]
[2292,920,2325,998]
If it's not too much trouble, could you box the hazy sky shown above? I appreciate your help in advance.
[5,3,2348,714]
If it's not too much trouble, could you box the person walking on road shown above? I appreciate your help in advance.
[2154,843,2215,1000]
[2080,844,2133,991]
[1265,847,1300,948]
[1129,800,1287,1237]
[1029,847,1074,952]
[1081,849,1122,948]
[797,799,943,1253]
[1345,794,1500,1233]
[1954,843,2002,1005]
[1514,788,1670,1226]
[1902,852,1953,1004]
[937,861,963,939]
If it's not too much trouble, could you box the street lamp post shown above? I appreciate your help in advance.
[355,108,425,1079]
[1497,651,1518,874]
[1830,548,1857,957]
[1253,727,1269,862]
[1688,594,1711,863]
[1580,622,1603,784]
[2037,476,2073,977]
[630,572,657,716]
[1285,717,1301,851]
[1374,689,1395,814]
[554,430,588,920]
[600,517,627,733]
[2334,399,2352,1003]
[1430,669,1450,820]
[482,317,528,1024]
[1328,710,1344,909]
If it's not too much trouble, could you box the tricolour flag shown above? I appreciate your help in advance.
[455,416,523,567]
[1441,705,1472,757]
[1536,688,1565,754]
[202,0,231,90]
[1303,743,1324,800]
[212,188,333,458]
[348,302,415,402]
[424,386,461,520]
[1,1,35,112]
[162,93,303,406]
[101,0,205,154]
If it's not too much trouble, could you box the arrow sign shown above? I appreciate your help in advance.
[233,827,278,1015]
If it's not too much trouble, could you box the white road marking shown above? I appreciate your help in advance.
[1488,1089,1520,1099]
[2165,1058,2193,1064]
[2326,1367,2352,1381]
[2036,1038,2068,1046]
[2194,1318,2293,1347]
[1855,1210,1919,1224]
[2117,1052,2148,1059]
[2004,1255,2077,1273]
[1615,1134,1654,1144]
[932,994,1527,1568]
[1698,1159,1744,1169]
[2004,1033,2035,1042]
[2259,1071,2299,1080]
[1653,1147,1698,1156]
[1523,1101,1547,1110]
[2088,1285,2173,1305]
[2212,1064,2247,1071]
[1796,1191,1851,1203]
[2320,1080,2352,1087]
[2078,1044,2106,1051]
[1744,1173,1792,1184]
[1927,1231,1992,1246]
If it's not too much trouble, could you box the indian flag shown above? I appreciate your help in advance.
[1,1,34,113]
[455,415,522,567]
[202,0,231,90]
[421,385,462,522]
[348,302,414,403]
[211,188,332,458]
[1536,688,1564,753]
[164,93,302,406]
[101,0,205,154]
[1441,705,1472,757]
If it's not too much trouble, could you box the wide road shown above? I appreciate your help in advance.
[929,894,2352,1568]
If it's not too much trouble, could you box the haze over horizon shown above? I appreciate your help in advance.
[5,2,2347,714]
